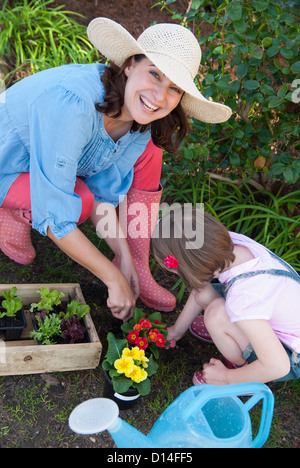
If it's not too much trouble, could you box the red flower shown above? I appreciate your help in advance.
[133,323,142,331]
[139,318,152,330]
[135,336,148,350]
[127,331,139,344]
[156,334,166,347]
[164,255,179,269]
[148,329,160,342]
[154,319,161,325]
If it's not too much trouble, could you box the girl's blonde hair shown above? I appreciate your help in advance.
[151,206,235,290]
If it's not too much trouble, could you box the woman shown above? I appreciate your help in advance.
[0,18,231,321]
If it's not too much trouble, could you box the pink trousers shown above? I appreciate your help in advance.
[1,140,162,223]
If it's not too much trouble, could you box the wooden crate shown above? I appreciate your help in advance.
[0,284,102,376]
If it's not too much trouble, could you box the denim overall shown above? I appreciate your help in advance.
[218,250,300,381]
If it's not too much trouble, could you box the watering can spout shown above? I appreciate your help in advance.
[109,418,158,449]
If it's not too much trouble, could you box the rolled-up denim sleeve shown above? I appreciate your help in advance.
[28,86,92,238]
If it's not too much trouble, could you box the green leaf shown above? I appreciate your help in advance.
[280,48,294,60]
[291,61,300,72]
[236,61,248,79]
[277,84,289,98]
[146,355,159,377]
[233,128,244,139]
[233,19,247,34]
[266,45,279,58]
[204,73,214,84]
[111,374,133,394]
[244,80,260,90]
[148,311,162,323]
[252,1,269,12]
[105,332,127,365]
[134,378,151,396]
[249,44,263,60]
[229,153,241,165]
[262,37,272,48]
[268,97,284,108]
[261,84,274,96]
[283,167,294,184]
[226,2,242,21]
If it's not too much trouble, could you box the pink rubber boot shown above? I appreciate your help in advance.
[0,208,36,265]
[114,186,176,312]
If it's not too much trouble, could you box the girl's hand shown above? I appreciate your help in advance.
[167,325,184,342]
[202,358,228,385]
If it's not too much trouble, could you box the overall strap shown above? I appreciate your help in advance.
[267,249,299,276]
[224,251,300,297]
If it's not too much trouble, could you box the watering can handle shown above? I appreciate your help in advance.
[183,383,274,448]
[243,389,275,448]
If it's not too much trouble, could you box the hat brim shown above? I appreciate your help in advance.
[87,18,232,123]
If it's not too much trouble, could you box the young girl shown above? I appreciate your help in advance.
[0,18,231,321]
[151,206,300,385]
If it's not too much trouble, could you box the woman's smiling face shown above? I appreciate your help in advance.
[122,57,183,125]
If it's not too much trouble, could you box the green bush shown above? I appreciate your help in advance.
[0,0,99,83]
[155,0,300,188]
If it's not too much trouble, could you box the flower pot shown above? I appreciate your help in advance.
[103,371,140,410]
[0,307,27,341]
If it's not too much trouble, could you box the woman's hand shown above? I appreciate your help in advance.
[118,252,140,301]
[106,272,136,322]
[47,226,136,321]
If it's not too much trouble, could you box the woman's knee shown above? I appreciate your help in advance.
[131,139,163,191]
[74,178,95,224]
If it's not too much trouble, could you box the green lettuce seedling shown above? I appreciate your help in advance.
[30,287,66,312]
[0,287,23,318]
[30,314,62,345]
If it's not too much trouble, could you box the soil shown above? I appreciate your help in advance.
[0,0,299,451]
[53,0,188,36]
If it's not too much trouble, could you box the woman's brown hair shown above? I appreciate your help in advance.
[96,55,189,154]
[151,206,235,290]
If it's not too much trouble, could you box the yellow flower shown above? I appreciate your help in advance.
[128,365,148,383]
[140,355,149,368]
[114,357,134,375]
[122,348,133,358]
[121,347,149,368]
[131,347,143,360]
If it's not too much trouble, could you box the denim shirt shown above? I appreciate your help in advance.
[0,63,151,238]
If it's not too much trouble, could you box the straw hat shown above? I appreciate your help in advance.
[87,18,232,123]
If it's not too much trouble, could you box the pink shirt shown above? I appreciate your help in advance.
[219,232,300,353]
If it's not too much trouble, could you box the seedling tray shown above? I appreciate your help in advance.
[0,307,27,341]
[0,284,102,376]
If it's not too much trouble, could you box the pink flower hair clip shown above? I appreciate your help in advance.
[164,255,179,269]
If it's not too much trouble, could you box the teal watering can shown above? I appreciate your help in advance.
[69,382,274,448]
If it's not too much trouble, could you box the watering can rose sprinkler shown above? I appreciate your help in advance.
[69,382,275,448]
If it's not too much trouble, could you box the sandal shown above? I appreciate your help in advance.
[192,370,206,385]
[189,315,213,344]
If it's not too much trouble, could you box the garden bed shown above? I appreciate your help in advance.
[0,283,102,376]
